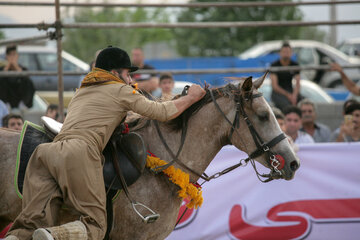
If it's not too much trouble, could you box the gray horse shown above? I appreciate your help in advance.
[0,75,299,239]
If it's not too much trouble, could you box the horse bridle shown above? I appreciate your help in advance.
[209,85,287,182]
[153,85,287,183]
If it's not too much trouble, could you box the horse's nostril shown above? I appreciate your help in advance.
[290,161,299,172]
[290,161,299,171]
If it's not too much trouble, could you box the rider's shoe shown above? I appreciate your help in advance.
[4,236,19,240]
[33,221,87,240]
[32,228,54,240]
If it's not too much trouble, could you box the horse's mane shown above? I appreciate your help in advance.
[127,83,240,132]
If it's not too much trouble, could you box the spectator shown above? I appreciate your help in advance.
[131,48,158,97]
[342,99,358,114]
[0,99,9,127]
[272,107,298,152]
[298,99,331,142]
[0,45,35,109]
[159,73,175,101]
[270,42,301,111]
[45,104,59,120]
[331,103,360,142]
[330,99,358,141]
[283,106,314,144]
[131,47,154,71]
[330,63,360,96]
[2,113,24,131]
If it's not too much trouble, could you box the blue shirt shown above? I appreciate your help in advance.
[301,122,332,143]
[0,100,9,127]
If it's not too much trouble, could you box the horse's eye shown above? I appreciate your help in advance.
[258,111,269,121]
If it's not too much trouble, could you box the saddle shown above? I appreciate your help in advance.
[16,116,147,197]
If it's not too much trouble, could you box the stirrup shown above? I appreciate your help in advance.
[132,202,160,223]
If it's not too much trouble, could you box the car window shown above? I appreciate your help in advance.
[18,53,38,71]
[339,44,352,55]
[63,58,80,71]
[37,53,80,71]
[297,48,317,65]
[37,53,58,71]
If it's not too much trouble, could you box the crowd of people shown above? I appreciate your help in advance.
[2,42,360,240]
[1,43,360,146]
[272,98,360,150]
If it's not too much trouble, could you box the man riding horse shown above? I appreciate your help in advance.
[5,46,206,240]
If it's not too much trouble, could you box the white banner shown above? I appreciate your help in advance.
[167,143,360,240]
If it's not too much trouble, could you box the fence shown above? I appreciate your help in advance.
[1,0,360,119]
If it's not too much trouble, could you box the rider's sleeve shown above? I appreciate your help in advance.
[117,85,178,122]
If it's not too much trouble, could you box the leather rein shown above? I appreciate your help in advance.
[153,85,287,183]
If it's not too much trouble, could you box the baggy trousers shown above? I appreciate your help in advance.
[7,139,107,240]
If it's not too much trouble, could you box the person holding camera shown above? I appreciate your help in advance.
[331,103,360,142]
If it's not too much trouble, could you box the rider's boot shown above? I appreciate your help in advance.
[32,220,87,240]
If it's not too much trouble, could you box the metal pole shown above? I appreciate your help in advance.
[1,20,360,29]
[55,0,64,122]
[0,22,54,29]
[0,33,52,46]
[0,0,360,8]
[330,0,338,46]
[61,20,360,29]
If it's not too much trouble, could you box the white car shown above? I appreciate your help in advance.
[258,79,334,104]
[338,38,360,58]
[239,40,360,88]
[0,45,89,91]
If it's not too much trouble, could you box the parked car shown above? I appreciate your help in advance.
[259,79,334,104]
[0,45,89,91]
[239,40,360,88]
[338,38,360,58]
[10,94,49,125]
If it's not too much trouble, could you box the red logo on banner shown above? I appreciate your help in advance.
[174,198,199,230]
[229,198,360,240]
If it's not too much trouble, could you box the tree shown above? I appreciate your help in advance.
[173,0,306,57]
[62,7,174,62]
[0,30,5,40]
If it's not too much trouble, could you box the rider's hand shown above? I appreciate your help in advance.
[188,84,206,102]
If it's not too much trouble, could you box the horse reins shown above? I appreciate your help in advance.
[153,84,287,184]
[209,86,287,182]
[151,83,288,228]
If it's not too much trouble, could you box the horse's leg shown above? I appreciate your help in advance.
[110,170,182,240]
[0,130,22,230]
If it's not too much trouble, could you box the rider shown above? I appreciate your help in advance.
[5,46,206,240]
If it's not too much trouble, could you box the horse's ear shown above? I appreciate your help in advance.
[253,71,269,89]
[241,76,253,92]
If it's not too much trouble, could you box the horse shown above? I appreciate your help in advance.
[0,75,299,239]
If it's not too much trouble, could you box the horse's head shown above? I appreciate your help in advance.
[216,72,299,181]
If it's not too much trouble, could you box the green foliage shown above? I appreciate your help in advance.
[0,30,5,40]
[173,0,305,57]
[62,7,173,62]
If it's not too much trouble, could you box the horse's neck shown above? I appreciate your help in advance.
[138,98,234,182]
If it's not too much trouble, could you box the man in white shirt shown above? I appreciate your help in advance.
[284,106,315,144]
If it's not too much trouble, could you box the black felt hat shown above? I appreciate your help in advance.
[95,46,138,72]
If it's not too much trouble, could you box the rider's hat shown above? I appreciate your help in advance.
[95,46,138,72]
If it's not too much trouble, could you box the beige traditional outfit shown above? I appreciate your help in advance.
[7,68,178,240]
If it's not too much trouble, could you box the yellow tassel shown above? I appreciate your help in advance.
[146,155,203,209]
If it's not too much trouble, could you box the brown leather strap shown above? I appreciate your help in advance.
[110,138,135,203]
